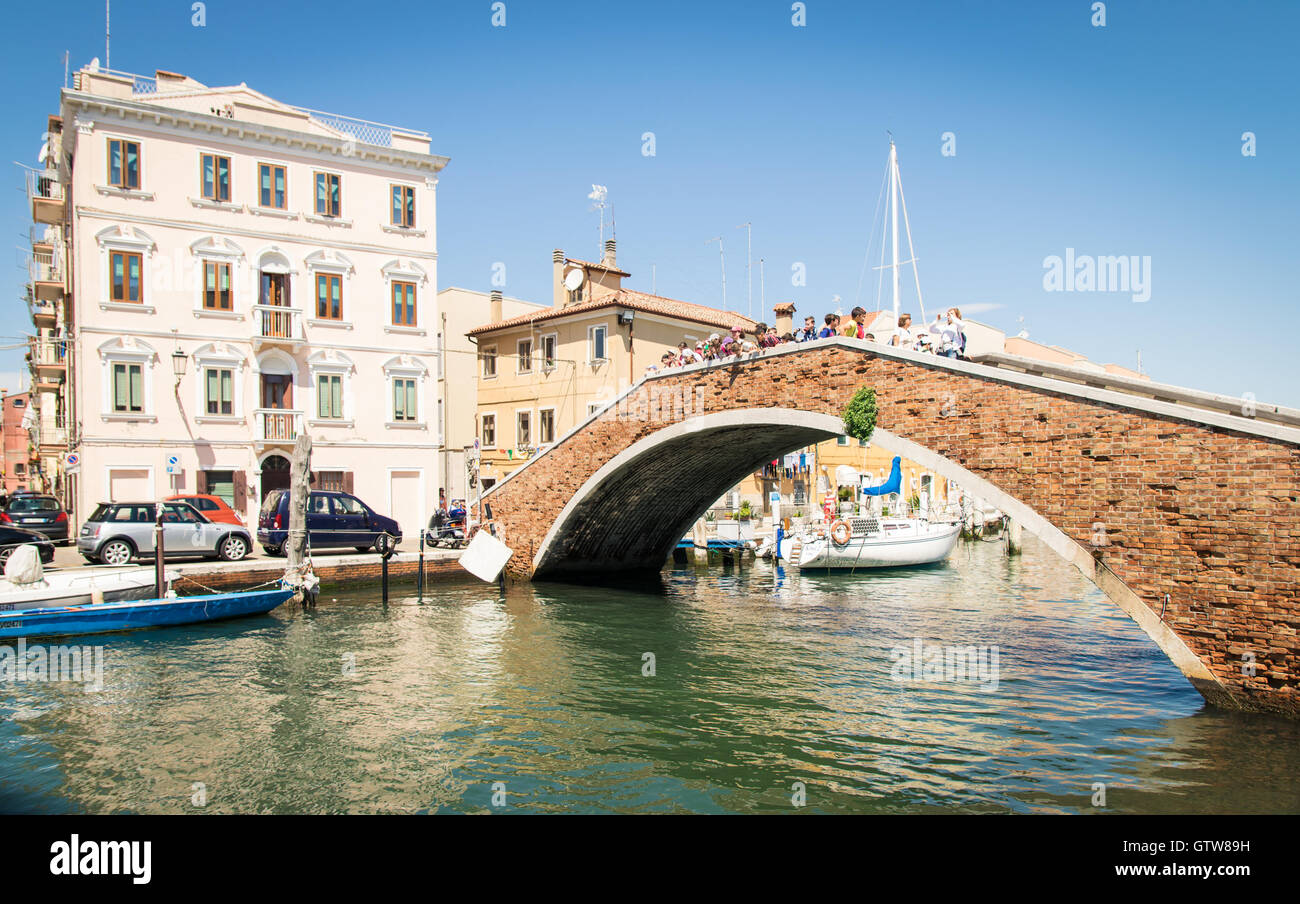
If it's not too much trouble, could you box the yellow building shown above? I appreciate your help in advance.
[467,242,755,489]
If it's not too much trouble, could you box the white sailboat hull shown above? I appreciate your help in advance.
[0,568,179,612]
[796,522,961,569]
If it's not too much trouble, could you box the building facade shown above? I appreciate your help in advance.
[26,66,448,537]
[0,391,33,495]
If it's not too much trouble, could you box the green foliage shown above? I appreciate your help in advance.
[842,387,878,444]
[738,500,754,519]
[838,486,853,502]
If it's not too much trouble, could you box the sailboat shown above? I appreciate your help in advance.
[792,143,961,570]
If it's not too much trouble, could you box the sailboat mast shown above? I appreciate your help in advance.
[889,140,900,327]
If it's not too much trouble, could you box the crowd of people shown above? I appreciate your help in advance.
[651,306,967,373]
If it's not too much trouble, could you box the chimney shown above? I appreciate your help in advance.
[602,239,617,268]
[489,289,503,323]
[773,302,796,336]
[552,249,565,308]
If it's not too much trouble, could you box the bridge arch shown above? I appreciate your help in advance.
[528,408,1227,706]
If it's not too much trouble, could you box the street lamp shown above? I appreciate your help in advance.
[171,346,188,384]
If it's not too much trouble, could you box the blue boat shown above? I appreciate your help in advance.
[0,587,294,640]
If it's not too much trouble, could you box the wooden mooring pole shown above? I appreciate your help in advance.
[285,432,315,605]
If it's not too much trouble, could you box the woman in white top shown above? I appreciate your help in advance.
[891,313,916,349]
[931,308,964,358]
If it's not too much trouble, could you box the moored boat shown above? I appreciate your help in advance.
[0,586,295,640]
[0,566,180,613]
[796,516,961,570]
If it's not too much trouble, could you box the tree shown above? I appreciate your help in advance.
[842,387,878,444]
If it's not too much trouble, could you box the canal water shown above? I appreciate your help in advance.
[2,534,1297,814]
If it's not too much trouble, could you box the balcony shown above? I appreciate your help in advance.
[255,409,302,445]
[28,339,68,379]
[29,297,57,329]
[251,305,305,347]
[29,223,58,251]
[28,248,65,301]
[26,168,65,225]
[33,422,68,449]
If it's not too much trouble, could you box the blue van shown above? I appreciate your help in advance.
[257,490,401,556]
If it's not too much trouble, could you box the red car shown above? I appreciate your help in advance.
[165,494,244,525]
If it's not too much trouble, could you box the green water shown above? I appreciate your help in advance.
[2,534,1297,814]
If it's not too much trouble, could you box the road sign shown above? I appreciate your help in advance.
[64,452,80,473]
[166,454,180,475]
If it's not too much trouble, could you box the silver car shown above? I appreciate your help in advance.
[78,501,252,565]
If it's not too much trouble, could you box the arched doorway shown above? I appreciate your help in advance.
[260,454,291,501]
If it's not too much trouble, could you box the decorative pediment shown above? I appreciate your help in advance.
[190,235,245,260]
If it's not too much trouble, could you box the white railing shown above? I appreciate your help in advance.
[251,305,304,342]
[28,248,62,284]
[29,224,58,247]
[29,339,68,367]
[255,409,302,443]
[28,298,57,323]
[25,168,64,205]
[73,67,156,94]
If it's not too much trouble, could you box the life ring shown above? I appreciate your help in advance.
[830,520,852,546]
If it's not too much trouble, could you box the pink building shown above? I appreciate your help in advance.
[0,391,33,495]
[27,66,448,537]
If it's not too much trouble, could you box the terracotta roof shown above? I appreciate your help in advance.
[565,257,631,277]
[466,289,757,336]
[772,302,797,314]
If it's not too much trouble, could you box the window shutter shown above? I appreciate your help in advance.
[342,472,354,494]
[196,470,208,495]
[232,470,246,507]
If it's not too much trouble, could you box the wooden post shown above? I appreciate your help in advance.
[153,503,166,598]
[286,433,312,572]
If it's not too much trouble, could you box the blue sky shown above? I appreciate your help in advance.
[3,0,1297,404]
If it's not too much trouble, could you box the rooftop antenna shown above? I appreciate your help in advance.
[759,257,766,314]
[737,222,752,320]
[105,0,110,70]
[587,184,608,254]
[651,263,656,295]
[63,50,69,89]
[705,236,727,310]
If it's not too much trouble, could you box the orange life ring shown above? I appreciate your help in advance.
[830,520,852,546]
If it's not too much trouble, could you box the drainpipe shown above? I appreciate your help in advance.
[441,310,448,501]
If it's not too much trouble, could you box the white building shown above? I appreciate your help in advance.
[27,65,448,539]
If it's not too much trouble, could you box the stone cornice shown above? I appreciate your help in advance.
[61,91,450,175]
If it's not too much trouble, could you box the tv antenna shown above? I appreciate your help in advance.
[737,222,752,320]
[705,236,727,310]
[587,184,609,252]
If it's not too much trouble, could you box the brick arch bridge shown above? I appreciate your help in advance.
[481,339,1300,715]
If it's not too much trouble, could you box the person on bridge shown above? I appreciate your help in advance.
[843,307,869,339]
[891,312,917,350]
[818,313,840,338]
[931,308,965,358]
[794,315,818,342]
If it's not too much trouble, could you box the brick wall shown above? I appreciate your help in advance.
[485,344,1300,714]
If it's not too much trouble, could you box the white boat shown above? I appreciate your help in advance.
[795,516,961,570]
[0,566,179,613]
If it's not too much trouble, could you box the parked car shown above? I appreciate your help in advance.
[77,501,252,565]
[0,525,56,566]
[166,493,244,525]
[257,490,401,556]
[1,494,70,541]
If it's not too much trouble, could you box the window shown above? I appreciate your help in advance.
[200,153,231,202]
[316,274,342,320]
[837,435,849,446]
[540,334,557,371]
[392,281,416,326]
[258,163,286,209]
[204,368,234,415]
[481,414,496,446]
[317,374,343,419]
[203,471,236,508]
[112,362,144,413]
[539,408,555,445]
[393,377,417,422]
[107,138,141,189]
[517,339,533,374]
[516,411,531,447]
[203,261,232,310]
[589,325,607,362]
[314,470,347,491]
[12,398,25,408]
[391,184,415,227]
[110,251,143,303]
[481,346,497,379]
[587,402,603,416]
[314,172,341,217]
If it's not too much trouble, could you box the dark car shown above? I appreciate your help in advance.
[257,490,401,556]
[1,494,69,541]
[0,525,56,566]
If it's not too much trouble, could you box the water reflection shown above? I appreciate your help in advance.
[1,534,1297,814]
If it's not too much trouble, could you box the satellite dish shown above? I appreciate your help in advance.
[87,57,100,72]
[563,268,584,291]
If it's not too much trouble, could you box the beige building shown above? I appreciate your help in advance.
[24,65,447,538]
[437,287,545,500]
[467,243,756,489]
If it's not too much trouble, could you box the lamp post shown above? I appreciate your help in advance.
[171,346,188,384]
